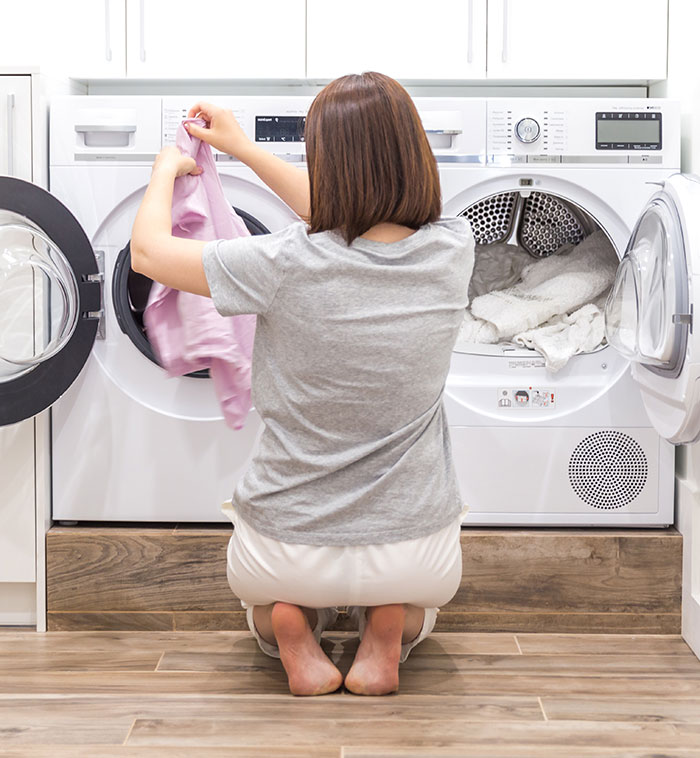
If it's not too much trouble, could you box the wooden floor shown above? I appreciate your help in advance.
[1,628,700,756]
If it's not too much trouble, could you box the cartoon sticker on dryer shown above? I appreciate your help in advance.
[514,390,530,407]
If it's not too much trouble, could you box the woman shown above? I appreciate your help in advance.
[131,72,475,697]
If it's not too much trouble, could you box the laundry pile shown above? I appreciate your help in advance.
[456,230,617,371]
[143,119,255,429]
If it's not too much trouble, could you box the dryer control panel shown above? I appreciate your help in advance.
[487,98,679,168]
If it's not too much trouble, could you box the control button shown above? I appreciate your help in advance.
[515,117,541,144]
[629,155,662,164]
[614,143,629,149]
[527,155,561,164]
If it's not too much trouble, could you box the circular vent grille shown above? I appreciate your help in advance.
[568,431,648,510]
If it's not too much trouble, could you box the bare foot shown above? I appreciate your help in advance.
[344,604,404,696]
[270,602,343,696]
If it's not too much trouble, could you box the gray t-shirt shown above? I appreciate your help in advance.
[201,217,475,546]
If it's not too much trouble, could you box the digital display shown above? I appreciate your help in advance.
[597,120,660,143]
[596,112,662,150]
[255,115,305,143]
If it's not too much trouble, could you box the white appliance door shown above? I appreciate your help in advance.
[605,173,700,444]
[0,177,99,426]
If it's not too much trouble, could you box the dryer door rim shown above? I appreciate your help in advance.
[605,172,700,444]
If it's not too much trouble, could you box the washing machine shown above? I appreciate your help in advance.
[414,96,693,526]
[0,95,311,523]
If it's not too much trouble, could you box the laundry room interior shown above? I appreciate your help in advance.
[2,0,700,754]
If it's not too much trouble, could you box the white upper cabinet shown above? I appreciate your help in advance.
[125,0,306,78]
[306,0,487,80]
[1,0,126,78]
[487,0,668,80]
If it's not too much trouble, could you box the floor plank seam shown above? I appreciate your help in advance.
[514,635,523,654]
[121,718,136,746]
[154,651,165,672]
[538,696,548,721]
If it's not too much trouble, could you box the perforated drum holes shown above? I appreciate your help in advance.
[459,191,587,257]
[461,193,516,246]
[568,431,648,510]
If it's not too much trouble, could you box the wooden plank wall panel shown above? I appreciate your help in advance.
[46,526,682,633]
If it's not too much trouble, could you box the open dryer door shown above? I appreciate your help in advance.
[0,177,100,426]
[605,173,700,444]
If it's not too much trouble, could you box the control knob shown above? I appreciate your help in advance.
[515,117,541,144]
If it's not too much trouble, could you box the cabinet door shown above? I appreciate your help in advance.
[2,1,126,77]
[0,421,36,583]
[487,0,668,80]
[126,0,305,78]
[0,77,31,181]
[307,0,487,80]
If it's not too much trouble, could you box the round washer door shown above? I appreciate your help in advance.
[605,173,700,444]
[0,177,99,426]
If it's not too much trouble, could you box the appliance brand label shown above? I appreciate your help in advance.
[508,359,546,369]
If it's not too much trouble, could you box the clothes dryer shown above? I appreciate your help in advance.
[414,97,689,526]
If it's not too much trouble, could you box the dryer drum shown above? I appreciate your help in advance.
[112,207,270,378]
[460,190,599,258]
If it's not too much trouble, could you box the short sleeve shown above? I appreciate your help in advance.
[201,228,291,317]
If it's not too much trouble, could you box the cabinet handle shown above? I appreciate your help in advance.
[139,0,146,62]
[104,0,112,61]
[467,0,474,64]
[6,93,14,177]
[501,0,509,63]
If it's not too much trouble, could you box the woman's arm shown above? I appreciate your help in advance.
[185,102,310,222]
[130,146,210,296]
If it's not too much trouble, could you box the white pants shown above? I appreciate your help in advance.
[222,500,467,663]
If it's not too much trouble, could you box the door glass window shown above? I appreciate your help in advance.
[605,196,688,374]
[0,213,79,383]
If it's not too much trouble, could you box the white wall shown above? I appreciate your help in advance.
[650,0,700,659]
[650,0,700,174]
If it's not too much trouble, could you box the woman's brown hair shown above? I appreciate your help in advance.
[305,72,441,245]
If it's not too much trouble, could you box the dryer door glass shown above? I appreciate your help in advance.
[605,195,688,376]
[0,218,80,383]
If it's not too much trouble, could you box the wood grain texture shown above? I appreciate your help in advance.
[46,526,682,633]
[1,630,700,754]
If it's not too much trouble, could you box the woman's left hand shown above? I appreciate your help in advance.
[152,145,202,178]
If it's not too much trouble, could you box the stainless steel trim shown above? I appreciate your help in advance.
[563,155,630,164]
[502,0,509,64]
[139,0,146,62]
[104,0,112,62]
[467,0,474,64]
[75,125,137,133]
[6,93,14,176]
[435,154,484,164]
[673,313,693,326]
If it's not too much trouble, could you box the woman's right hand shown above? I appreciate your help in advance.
[185,101,252,159]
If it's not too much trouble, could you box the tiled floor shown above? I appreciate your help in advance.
[0,629,699,756]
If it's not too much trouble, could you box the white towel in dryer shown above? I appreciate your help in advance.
[513,294,608,372]
[469,230,616,341]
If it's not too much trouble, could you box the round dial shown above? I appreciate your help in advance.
[515,117,541,144]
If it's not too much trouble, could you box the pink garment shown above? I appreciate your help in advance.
[143,118,256,430]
